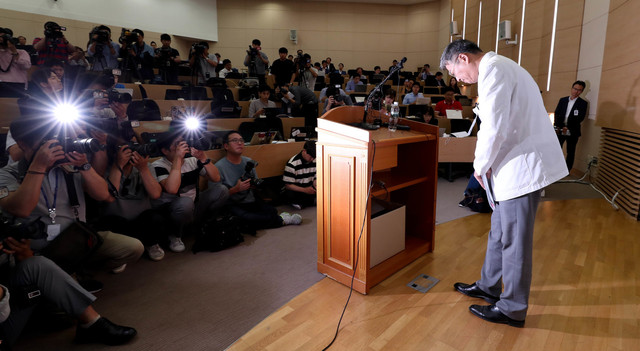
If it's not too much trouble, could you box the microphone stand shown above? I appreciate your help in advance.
[353,62,405,130]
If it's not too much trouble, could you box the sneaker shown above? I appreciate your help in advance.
[168,236,185,253]
[281,212,302,225]
[75,317,137,345]
[78,279,103,294]
[291,203,302,210]
[146,244,165,261]
[111,264,127,274]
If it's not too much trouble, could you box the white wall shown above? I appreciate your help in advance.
[0,0,218,41]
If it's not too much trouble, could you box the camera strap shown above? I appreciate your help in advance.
[62,171,81,221]
[40,171,59,224]
[0,52,15,73]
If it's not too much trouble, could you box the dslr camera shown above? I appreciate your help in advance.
[92,89,132,104]
[119,28,139,46]
[90,27,110,44]
[44,21,65,40]
[0,28,18,47]
[186,135,214,151]
[47,135,102,155]
[247,45,259,57]
[240,161,264,187]
[0,212,47,242]
[192,42,207,57]
[121,142,159,157]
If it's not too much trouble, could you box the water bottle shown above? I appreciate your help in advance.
[389,102,400,132]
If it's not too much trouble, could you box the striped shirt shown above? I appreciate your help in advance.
[152,157,205,204]
[283,152,316,187]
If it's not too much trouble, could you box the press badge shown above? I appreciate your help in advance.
[0,186,8,199]
[574,110,579,116]
[46,224,61,241]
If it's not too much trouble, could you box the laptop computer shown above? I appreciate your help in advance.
[354,84,367,93]
[249,131,282,145]
[415,97,431,105]
[261,107,280,119]
[446,109,463,119]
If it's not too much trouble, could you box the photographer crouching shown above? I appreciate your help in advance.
[243,39,269,86]
[214,131,302,235]
[154,34,181,85]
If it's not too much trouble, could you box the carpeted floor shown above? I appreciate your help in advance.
[14,174,604,350]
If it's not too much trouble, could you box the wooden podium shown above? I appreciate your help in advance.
[316,106,439,294]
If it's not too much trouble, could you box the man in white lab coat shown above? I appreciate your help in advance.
[440,40,568,327]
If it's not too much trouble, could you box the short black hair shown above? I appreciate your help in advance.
[412,82,421,88]
[160,33,171,41]
[258,85,271,93]
[435,72,443,77]
[222,59,231,66]
[157,129,182,152]
[252,39,261,46]
[98,25,111,33]
[440,39,483,70]
[132,29,144,38]
[44,58,64,68]
[199,41,209,49]
[222,130,241,144]
[374,66,381,70]
[573,80,586,89]
[303,140,316,158]
[9,114,51,146]
[279,47,288,54]
[442,86,454,94]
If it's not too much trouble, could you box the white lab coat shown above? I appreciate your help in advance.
[474,52,568,201]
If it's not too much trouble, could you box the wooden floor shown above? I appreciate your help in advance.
[229,199,640,351]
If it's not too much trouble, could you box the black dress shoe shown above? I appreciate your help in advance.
[75,317,137,345]
[469,304,525,328]
[453,282,500,304]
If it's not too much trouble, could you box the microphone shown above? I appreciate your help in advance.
[398,57,407,68]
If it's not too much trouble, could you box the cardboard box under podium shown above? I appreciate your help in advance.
[370,199,406,268]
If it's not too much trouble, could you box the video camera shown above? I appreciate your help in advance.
[44,21,65,39]
[247,45,259,57]
[240,161,263,187]
[121,141,159,157]
[90,26,110,44]
[119,28,139,46]
[0,28,18,46]
[92,89,132,104]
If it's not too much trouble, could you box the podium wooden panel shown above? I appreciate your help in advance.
[316,106,438,294]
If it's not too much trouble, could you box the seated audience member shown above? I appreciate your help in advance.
[402,82,424,105]
[214,131,302,233]
[218,59,233,78]
[189,41,217,84]
[282,140,317,209]
[420,64,433,80]
[336,63,346,75]
[86,25,120,72]
[324,85,348,113]
[383,89,396,105]
[373,66,382,75]
[345,74,364,93]
[151,131,229,252]
[320,60,329,75]
[94,141,170,261]
[43,58,65,82]
[315,62,325,77]
[325,57,336,73]
[449,76,461,94]
[434,87,463,117]
[32,21,76,65]
[0,245,137,347]
[69,47,90,68]
[355,67,364,78]
[15,35,36,55]
[0,28,31,85]
[434,71,446,87]
[249,85,276,118]
[318,85,352,104]
[0,115,144,277]
[424,105,438,126]
[270,47,295,86]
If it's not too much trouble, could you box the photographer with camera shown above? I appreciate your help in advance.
[32,21,76,65]
[151,130,229,252]
[290,53,318,90]
[323,84,347,113]
[243,39,269,86]
[282,140,316,210]
[154,34,181,85]
[0,27,31,86]
[188,41,217,85]
[214,131,301,234]
[0,112,143,283]
[118,29,154,82]
[274,82,318,125]
[86,25,120,72]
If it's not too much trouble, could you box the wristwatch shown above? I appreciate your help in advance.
[197,159,211,167]
[77,163,92,171]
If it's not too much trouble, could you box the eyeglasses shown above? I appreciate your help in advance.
[228,138,244,144]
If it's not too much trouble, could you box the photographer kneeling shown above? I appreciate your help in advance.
[151,131,228,252]
[214,131,302,235]
[323,85,347,113]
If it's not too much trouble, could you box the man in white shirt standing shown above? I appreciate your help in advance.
[440,40,568,327]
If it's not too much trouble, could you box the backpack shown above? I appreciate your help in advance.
[459,177,491,213]
[192,215,244,253]
[209,87,241,118]
[126,99,162,121]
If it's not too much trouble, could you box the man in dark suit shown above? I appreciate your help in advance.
[554,80,588,170]
[434,72,447,86]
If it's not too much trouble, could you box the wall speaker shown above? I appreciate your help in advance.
[498,20,512,40]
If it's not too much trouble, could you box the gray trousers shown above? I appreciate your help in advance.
[1,256,96,346]
[476,190,541,321]
[166,183,229,237]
